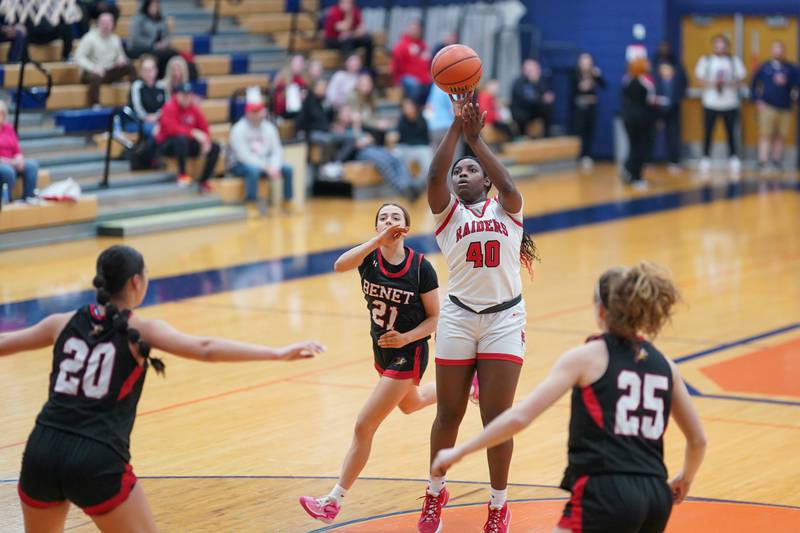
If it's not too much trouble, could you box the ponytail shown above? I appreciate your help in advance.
[599,261,679,340]
[93,246,165,376]
[520,231,540,278]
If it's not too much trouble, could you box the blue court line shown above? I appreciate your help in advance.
[673,322,800,407]
[0,180,794,332]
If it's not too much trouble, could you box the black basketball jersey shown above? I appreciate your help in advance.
[35,305,147,461]
[358,247,438,341]
[561,333,673,489]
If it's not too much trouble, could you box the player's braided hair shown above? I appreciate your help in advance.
[452,156,540,277]
[92,246,165,376]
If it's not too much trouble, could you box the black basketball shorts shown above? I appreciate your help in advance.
[372,339,429,385]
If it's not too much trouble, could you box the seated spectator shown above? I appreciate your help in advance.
[431,31,457,60]
[324,0,374,69]
[333,105,420,200]
[127,0,179,78]
[0,100,38,202]
[0,16,27,63]
[77,0,120,36]
[156,82,220,191]
[25,10,75,61]
[271,54,307,120]
[391,18,432,105]
[161,55,197,99]
[296,79,333,140]
[654,62,685,172]
[751,40,799,171]
[478,80,514,142]
[393,98,432,184]
[228,101,293,206]
[511,58,555,137]
[306,59,325,86]
[347,73,390,143]
[326,53,363,110]
[128,56,166,140]
[571,52,606,167]
[75,13,136,107]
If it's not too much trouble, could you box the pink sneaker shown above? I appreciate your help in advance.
[418,487,449,533]
[469,371,480,404]
[484,502,511,533]
[299,495,340,524]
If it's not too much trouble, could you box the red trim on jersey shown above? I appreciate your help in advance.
[508,216,523,228]
[494,198,524,227]
[434,200,459,236]
[117,365,144,401]
[467,198,491,218]
[18,484,64,508]
[412,344,422,385]
[558,475,588,532]
[82,463,137,516]
[377,248,415,278]
[89,305,104,321]
[381,368,415,380]
[476,352,524,365]
[581,386,604,429]
[435,357,475,366]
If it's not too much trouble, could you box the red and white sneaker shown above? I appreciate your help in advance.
[484,502,511,533]
[298,495,340,524]
[176,174,193,187]
[418,487,449,533]
[469,371,480,404]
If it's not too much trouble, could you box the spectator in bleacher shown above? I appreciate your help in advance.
[161,55,198,99]
[425,84,456,149]
[326,53,363,110]
[511,58,554,137]
[333,105,420,200]
[694,34,746,175]
[0,100,38,202]
[306,58,325,86]
[0,15,27,63]
[393,98,432,184]
[272,54,307,120]
[751,40,799,172]
[347,73,390,143]
[77,0,120,37]
[654,62,685,172]
[478,79,514,143]
[127,0,180,78]
[391,18,432,106]
[620,58,656,190]
[228,101,293,205]
[25,10,75,61]
[129,56,166,140]
[323,0,374,69]
[571,53,605,168]
[431,31,457,61]
[156,82,220,191]
[75,12,136,107]
[297,79,332,139]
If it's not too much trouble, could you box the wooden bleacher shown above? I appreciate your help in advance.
[0,196,97,233]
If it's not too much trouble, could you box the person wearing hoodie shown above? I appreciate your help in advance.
[391,19,432,105]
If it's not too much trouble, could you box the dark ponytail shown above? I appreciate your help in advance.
[520,231,540,278]
[93,246,165,376]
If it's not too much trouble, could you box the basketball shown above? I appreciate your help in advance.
[431,44,483,95]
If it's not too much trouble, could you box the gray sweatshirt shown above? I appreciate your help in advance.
[228,118,284,169]
[128,14,171,51]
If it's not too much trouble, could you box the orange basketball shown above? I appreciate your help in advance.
[431,44,483,95]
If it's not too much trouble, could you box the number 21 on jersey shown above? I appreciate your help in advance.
[371,300,398,330]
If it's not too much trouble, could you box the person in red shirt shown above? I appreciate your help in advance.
[323,0,373,68]
[477,80,514,142]
[391,18,432,105]
[0,99,38,201]
[156,82,220,191]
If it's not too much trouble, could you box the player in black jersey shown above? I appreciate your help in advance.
[431,262,707,533]
[300,203,440,524]
[0,245,323,533]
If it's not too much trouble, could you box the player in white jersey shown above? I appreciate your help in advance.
[417,96,538,533]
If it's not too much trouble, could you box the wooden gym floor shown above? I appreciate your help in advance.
[0,164,798,532]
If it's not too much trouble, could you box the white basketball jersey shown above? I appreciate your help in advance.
[434,195,523,312]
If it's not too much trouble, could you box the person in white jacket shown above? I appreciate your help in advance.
[694,34,746,174]
[228,102,293,205]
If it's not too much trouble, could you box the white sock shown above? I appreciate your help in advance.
[489,487,507,509]
[428,476,446,496]
[327,484,347,504]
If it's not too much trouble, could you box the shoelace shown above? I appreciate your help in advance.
[315,497,337,513]
[418,493,443,522]
[484,507,504,533]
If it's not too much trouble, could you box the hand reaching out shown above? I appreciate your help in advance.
[460,99,486,142]
[375,224,409,247]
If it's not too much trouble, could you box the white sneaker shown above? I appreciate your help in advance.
[698,158,711,174]
[633,180,649,191]
[580,156,593,170]
[729,156,741,175]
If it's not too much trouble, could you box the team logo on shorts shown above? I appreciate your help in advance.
[392,357,407,367]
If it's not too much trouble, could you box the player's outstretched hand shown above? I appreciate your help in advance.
[376,224,409,247]
[277,341,325,361]
[669,472,692,504]
[461,100,486,142]
[377,330,409,349]
[448,91,472,118]
[431,447,463,477]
